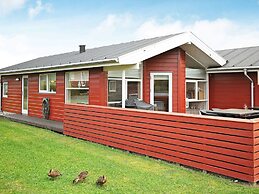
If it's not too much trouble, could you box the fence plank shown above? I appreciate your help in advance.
[64,104,257,182]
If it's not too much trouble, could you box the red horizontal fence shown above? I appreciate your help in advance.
[64,104,259,182]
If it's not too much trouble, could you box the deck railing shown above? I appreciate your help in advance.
[64,104,259,183]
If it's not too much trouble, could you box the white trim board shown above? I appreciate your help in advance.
[119,32,226,67]
[150,72,173,112]
[22,75,28,115]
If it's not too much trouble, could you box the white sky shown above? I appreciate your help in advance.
[1,0,259,68]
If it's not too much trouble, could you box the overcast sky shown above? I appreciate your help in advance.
[1,0,259,68]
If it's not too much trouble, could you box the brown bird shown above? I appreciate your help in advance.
[73,171,88,184]
[96,175,107,186]
[48,169,62,179]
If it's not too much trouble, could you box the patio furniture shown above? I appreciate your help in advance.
[200,108,259,119]
[134,99,154,110]
[116,95,154,110]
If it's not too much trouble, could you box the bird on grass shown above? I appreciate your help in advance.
[48,169,62,180]
[96,175,107,186]
[73,171,89,184]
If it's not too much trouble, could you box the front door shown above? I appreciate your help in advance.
[22,75,28,114]
[150,73,172,112]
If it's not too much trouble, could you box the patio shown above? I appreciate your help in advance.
[2,112,63,133]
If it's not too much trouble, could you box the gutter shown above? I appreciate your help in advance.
[208,65,259,73]
[244,69,254,108]
[0,58,119,76]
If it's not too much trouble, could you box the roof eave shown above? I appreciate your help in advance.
[0,58,119,76]
[188,32,226,66]
[207,66,259,73]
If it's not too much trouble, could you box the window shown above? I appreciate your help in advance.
[39,73,56,93]
[3,82,8,98]
[186,80,206,101]
[66,71,89,104]
[127,81,141,99]
[109,80,116,92]
[108,80,122,102]
[198,82,206,100]
[108,66,142,106]
[186,81,196,100]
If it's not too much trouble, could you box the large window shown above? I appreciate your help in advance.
[39,73,56,93]
[66,71,89,104]
[108,67,142,106]
[3,82,8,98]
[108,79,122,102]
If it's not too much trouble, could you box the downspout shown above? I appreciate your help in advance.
[244,69,254,108]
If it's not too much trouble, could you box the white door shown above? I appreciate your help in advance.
[22,75,28,114]
[150,73,172,112]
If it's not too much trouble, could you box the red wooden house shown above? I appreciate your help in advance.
[0,32,226,120]
[2,32,259,183]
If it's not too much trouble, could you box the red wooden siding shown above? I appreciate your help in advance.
[143,48,186,113]
[89,68,107,106]
[209,72,257,109]
[253,121,259,181]
[64,104,258,182]
[1,75,22,114]
[28,72,65,121]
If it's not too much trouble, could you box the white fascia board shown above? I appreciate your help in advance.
[118,32,226,66]
[103,63,139,71]
[207,66,259,73]
[188,32,226,66]
[118,33,190,64]
[0,60,123,76]
[0,58,119,76]
[207,70,244,74]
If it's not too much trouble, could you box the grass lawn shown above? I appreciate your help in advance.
[0,118,259,194]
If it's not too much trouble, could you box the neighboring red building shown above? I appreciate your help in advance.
[208,46,259,110]
[0,32,226,122]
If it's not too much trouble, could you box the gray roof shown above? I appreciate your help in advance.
[0,33,181,72]
[216,46,259,69]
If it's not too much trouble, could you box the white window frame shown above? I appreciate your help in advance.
[3,82,8,98]
[107,67,143,107]
[39,73,56,94]
[126,79,142,100]
[186,79,207,102]
[22,75,28,115]
[65,71,89,104]
[150,72,173,112]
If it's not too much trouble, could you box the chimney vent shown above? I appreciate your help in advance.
[79,45,86,53]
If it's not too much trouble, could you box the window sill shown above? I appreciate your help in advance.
[39,91,56,94]
[65,102,89,105]
[187,99,207,102]
[66,88,89,90]
[3,96,8,98]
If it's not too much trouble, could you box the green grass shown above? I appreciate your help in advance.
[0,118,259,194]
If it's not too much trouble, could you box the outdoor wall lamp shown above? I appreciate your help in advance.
[15,78,20,81]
